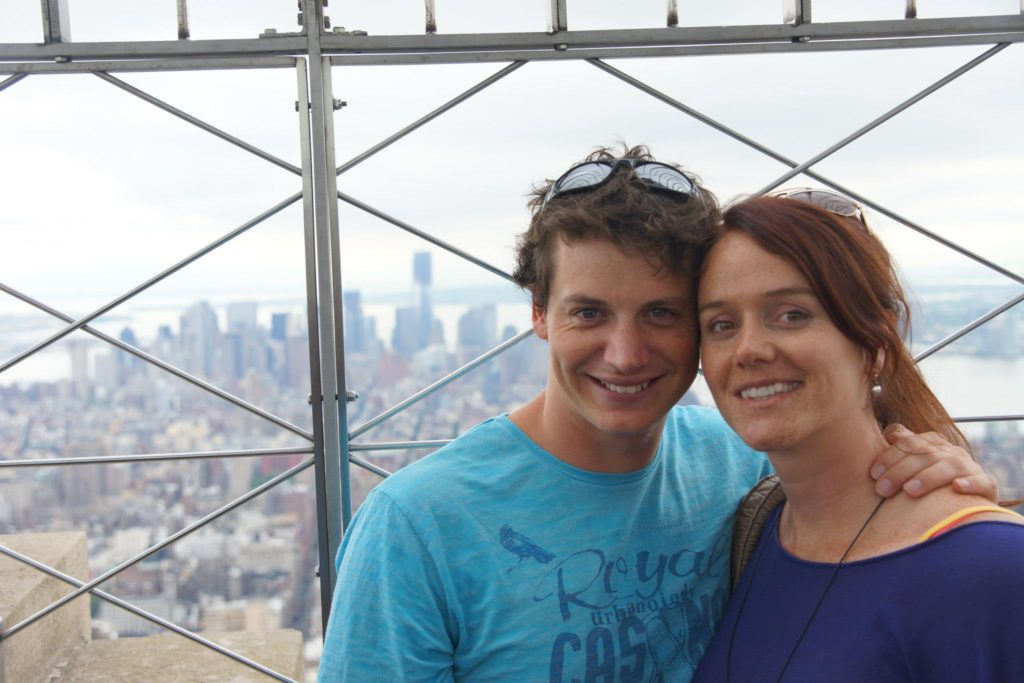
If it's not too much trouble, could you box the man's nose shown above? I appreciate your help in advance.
[604,321,650,371]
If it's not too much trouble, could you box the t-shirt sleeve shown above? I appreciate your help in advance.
[317,490,456,683]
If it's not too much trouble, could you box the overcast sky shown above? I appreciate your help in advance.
[1,0,1021,318]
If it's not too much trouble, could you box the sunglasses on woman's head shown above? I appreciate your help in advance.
[768,187,868,228]
[541,159,697,211]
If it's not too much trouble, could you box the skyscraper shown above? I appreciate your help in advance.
[343,291,367,354]
[412,251,434,352]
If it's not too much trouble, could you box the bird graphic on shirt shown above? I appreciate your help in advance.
[500,524,556,569]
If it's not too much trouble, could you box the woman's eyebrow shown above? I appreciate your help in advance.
[698,286,815,315]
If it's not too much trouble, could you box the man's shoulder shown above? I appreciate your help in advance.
[664,404,749,447]
[370,413,528,500]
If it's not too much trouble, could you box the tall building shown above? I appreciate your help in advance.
[342,291,367,354]
[457,304,497,357]
[226,302,259,333]
[412,252,434,352]
[179,301,220,377]
[270,312,289,342]
[68,338,91,398]
[392,306,419,360]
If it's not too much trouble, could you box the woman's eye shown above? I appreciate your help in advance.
[780,310,809,323]
[706,320,734,334]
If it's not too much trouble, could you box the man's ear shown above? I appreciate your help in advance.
[532,302,549,340]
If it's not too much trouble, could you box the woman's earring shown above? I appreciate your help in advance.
[871,376,882,397]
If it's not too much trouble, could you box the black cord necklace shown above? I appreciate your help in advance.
[724,496,886,683]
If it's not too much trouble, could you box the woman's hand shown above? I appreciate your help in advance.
[870,424,998,501]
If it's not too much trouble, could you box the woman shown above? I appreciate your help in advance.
[692,194,1024,682]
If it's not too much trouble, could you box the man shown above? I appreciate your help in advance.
[318,146,992,682]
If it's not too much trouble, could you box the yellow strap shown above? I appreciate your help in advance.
[919,505,1024,542]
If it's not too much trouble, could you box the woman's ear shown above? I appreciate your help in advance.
[873,348,886,377]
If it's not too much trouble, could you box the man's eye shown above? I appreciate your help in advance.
[575,308,599,320]
[649,307,673,319]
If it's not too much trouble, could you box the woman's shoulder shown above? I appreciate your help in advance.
[895,487,1022,533]
[862,489,1022,559]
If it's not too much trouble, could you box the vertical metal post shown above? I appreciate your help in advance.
[783,0,812,25]
[40,0,71,43]
[425,0,437,34]
[549,0,567,32]
[301,0,347,628]
[667,0,678,28]
[296,56,337,634]
[319,56,354,533]
[905,1,918,20]
[177,0,191,40]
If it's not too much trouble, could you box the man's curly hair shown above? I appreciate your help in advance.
[512,144,720,308]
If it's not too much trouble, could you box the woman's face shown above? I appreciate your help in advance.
[697,231,875,454]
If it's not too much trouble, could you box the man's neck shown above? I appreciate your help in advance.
[509,392,664,474]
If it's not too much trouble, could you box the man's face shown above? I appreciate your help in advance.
[533,238,700,454]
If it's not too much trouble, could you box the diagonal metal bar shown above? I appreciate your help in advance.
[349,440,451,451]
[588,57,798,167]
[801,176,1024,286]
[954,415,1024,423]
[590,58,1024,287]
[0,457,313,641]
[0,73,28,93]
[0,282,313,440]
[0,192,301,376]
[350,328,534,439]
[754,43,1009,195]
[336,60,526,175]
[95,71,303,176]
[350,454,393,478]
[0,545,295,683]
[0,446,313,468]
[915,291,1024,362]
[337,191,513,281]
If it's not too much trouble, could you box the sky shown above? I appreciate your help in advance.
[0,0,1021,319]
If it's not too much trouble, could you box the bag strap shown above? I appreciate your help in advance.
[730,474,786,590]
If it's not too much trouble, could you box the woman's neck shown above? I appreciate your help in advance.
[768,422,890,561]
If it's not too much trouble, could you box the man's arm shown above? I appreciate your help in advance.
[318,491,455,682]
[869,424,999,501]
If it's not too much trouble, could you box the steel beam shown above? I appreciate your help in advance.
[1,16,1020,65]
[0,447,313,468]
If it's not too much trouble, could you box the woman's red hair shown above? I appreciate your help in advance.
[716,196,969,450]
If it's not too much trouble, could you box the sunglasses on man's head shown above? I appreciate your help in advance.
[769,187,868,227]
[541,158,697,211]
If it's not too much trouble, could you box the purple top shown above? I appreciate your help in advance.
[694,509,1024,683]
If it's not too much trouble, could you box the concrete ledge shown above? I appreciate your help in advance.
[0,531,91,683]
[62,629,305,682]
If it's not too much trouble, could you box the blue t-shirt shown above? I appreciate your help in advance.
[318,406,770,682]
[694,509,1024,682]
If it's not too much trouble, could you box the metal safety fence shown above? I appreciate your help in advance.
[1,1,1022,680]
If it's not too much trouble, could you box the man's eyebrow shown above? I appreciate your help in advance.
[562,295,605,306]
[698,286,815,314]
